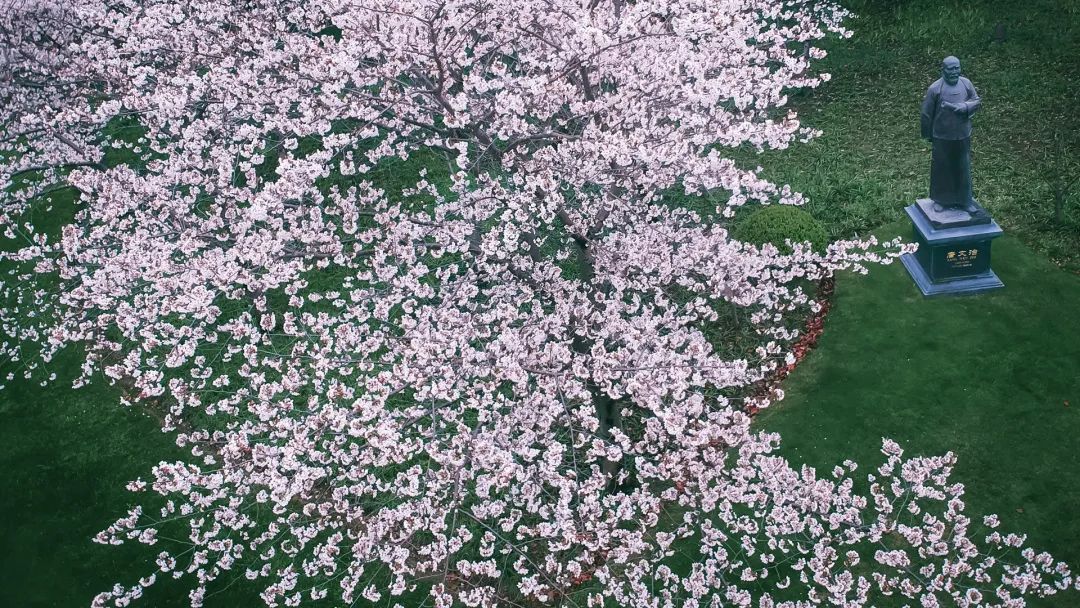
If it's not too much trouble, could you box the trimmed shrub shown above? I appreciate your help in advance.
[733,205,829,254]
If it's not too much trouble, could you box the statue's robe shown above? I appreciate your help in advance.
[920,76,981,207]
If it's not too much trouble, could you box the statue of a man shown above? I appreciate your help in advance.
[921,56,982,213]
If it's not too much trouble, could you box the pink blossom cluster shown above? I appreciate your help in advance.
[1,1,1074,607]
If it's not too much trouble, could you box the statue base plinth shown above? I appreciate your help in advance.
[901,202,1004,297]
[915,198,992,229]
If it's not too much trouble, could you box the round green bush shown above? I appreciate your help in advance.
[733,205,829,254]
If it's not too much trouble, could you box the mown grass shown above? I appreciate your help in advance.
[0,347,265,607]
[2,0,1078,606]
[757,222,1080,607]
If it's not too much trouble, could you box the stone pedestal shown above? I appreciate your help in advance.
[900,199,1004,297]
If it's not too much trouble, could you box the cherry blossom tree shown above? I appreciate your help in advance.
[1,0,1077,607]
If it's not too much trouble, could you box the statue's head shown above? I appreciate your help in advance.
[941,56,961,85]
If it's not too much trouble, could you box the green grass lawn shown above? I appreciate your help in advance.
[2,0,1078,605]
[757,222,1080,607]
[0,349,261,607]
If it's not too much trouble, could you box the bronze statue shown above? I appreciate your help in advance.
[921,56,982,213]
[902,56,1003,296]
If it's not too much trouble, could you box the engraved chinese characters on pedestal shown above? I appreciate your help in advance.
[946,248,979,269]
[901,56,1004,297]
[941,246,988,275]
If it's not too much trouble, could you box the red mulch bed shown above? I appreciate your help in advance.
[745,276,835,417]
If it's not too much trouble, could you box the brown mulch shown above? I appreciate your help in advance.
[745,276,835,417]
